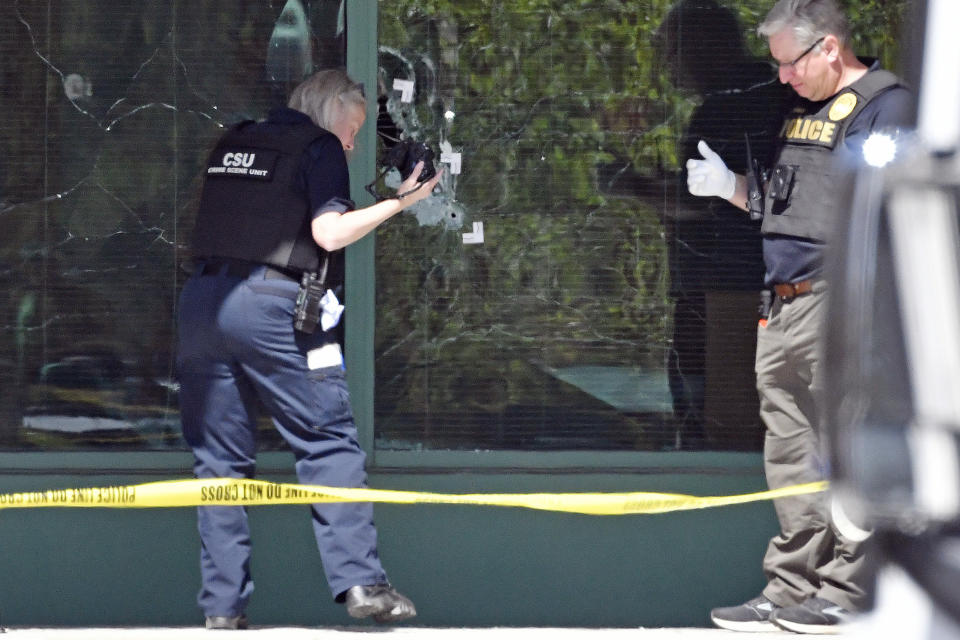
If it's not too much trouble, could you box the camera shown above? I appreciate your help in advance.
[364,138,438,201]
[769,164,796,202]
[384,139,437,182]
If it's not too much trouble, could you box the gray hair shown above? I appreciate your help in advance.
[758,0,851,49]
[287,68,366,131]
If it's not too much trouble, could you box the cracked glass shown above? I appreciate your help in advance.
[0,1,906,455]
[371,1,906,453]
[0,0,345,450]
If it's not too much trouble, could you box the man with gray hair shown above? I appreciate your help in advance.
[685,0,911,633]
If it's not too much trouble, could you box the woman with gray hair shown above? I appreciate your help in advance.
[178,68,440,629]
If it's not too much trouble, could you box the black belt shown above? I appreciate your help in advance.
[197,258,301,283]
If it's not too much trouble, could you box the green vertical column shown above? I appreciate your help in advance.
[345,0,378,456]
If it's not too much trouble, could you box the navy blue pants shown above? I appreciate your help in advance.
[176,264,388,618]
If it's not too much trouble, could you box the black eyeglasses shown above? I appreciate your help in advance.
[779,36,825,71]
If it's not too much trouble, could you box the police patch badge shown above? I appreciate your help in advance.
[828,92,858,121]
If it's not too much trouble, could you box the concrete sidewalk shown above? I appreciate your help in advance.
[0,627,838,639]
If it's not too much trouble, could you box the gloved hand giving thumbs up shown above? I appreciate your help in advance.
[686,140,736,200]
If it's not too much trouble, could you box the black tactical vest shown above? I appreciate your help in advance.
[192,119,337,273]
[761,69,901,242]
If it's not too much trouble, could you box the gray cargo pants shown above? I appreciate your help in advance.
[755,282,872,611]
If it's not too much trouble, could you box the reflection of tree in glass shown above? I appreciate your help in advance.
[372,0,909,451]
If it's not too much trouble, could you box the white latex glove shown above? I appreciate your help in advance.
[320,289,345,331]
[686,140,736,200]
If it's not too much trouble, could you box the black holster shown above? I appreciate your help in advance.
[294,271,325,333]
[745,133,765,221]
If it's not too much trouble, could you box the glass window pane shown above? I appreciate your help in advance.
[372,0,908,453]
[0,1,345,450]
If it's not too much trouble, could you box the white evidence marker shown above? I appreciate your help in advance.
[440,152,462,175]
[392,78,415,103]
[462,221,484,244]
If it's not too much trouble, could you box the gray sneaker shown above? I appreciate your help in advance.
[710,595,779,632]
[770,597,853,634]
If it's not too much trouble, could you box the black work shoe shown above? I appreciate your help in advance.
[770,597,853,634]
[344,584,417,623]
[205,615,248,630]
[710,595,779,632]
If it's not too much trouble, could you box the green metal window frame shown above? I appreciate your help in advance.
[344,0,378,459]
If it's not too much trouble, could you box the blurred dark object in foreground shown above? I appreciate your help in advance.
[823,0,960,635]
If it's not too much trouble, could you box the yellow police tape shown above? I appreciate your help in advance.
[0,478,828,516]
